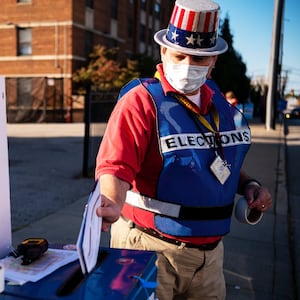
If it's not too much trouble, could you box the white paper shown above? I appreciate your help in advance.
[0,249,78,285]
[0,265,4,292]
[0,76,12,259]
[76,180,102,274]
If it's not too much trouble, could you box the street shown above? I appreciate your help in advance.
[7,123,94,232]
[6,118,300,299]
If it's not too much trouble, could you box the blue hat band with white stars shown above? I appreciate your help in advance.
[166,24,217,50]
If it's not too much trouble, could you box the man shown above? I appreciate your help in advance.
[95,0,272,299]
[225,91,238,107]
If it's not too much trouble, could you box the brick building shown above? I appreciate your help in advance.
[0,0,174,122]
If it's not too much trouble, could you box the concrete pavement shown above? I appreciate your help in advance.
[224,120,293,299]
[6,119,299,299]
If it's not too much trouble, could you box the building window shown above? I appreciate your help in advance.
[154,2,160,19]
[111,0,118,20]
[149,0,154,15]
[85,31,93,57]
[148,28,153,44]
[140,24,146,42]
[17,28,32,55]
[110,19,118,37]
[85,7,94,29]
[141,0,146,11]
[128,19,133,38]
[85,0,93,8]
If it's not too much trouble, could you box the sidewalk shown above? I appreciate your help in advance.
[224,120,293,299]
[7,120,294,299]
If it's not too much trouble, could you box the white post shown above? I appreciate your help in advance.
[0,76,12,258]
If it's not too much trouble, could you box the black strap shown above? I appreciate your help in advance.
[133,224,221,250]
[178,203,234,220]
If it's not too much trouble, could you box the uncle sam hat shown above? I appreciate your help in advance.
[154,0,228,56]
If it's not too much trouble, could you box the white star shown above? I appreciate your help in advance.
[197,35,204,46]
[210,33,217,45]
[186,34,196,45]
[171,29,179,41]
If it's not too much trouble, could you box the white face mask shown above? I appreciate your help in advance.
[164,62,209,94]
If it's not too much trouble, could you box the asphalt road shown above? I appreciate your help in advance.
[7,124,95,232]
[6,119,300,299]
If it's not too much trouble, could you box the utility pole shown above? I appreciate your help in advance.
[266,0,285,130]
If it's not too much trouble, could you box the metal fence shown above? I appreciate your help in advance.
[82,88,119,177]
[6,77,65,123]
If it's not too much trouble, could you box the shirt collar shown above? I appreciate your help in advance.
[155,63,214,115]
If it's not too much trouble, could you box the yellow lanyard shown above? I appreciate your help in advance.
[172,93,224,158]
[173,93,220,134]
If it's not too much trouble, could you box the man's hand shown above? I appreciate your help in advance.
[96,194,121,232]
[244,184,272,212]
[96,174,130,232]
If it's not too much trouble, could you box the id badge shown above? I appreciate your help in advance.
[210,155,231,184]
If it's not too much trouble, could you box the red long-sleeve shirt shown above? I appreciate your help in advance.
[96,64,222,245]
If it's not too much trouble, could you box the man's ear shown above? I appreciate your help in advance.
[160,47,167,64]
[160,46,167,57]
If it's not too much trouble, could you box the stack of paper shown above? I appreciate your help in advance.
[0,182,102,285]
[0,249,78,285]
[76,180,102,274]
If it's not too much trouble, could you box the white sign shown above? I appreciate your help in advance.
[0,76,12,258]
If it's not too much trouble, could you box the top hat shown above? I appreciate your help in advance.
[154,0,228,56]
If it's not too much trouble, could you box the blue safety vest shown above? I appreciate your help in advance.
[120,78,251,237]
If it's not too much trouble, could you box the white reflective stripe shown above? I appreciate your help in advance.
[125,190,181,218]
[160,129,251,154]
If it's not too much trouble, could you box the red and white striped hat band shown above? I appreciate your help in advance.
[166,0,220,49]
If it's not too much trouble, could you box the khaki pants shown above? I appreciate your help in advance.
[111,217,226,300]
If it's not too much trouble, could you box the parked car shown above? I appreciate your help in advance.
[284,107,300,119]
